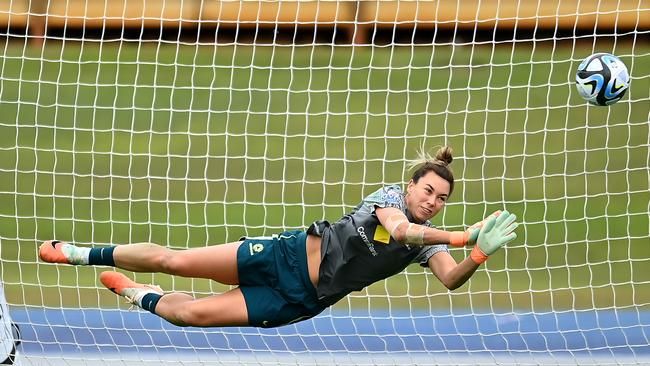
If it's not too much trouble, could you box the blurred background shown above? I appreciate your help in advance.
[0,1,649,364]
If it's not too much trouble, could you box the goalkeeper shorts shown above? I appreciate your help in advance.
[237,230,325,328]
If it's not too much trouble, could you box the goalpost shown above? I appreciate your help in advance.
[1,0,649,364]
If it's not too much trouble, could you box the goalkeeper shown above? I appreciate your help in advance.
[39,146,518,328]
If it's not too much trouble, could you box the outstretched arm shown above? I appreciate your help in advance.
[427,251,480,290]
[375,207,459,245]
[427,211,519,290]
[375,207,499,246]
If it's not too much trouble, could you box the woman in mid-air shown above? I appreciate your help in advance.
[39,146,518,328]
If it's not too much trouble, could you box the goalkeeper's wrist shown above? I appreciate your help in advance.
[470,245,489,264]
[449,231,468,247]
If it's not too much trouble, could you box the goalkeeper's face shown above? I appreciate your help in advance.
[406,171,450,223]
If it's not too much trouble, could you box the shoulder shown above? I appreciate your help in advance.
[364,185,404,206]
[353,184,406,215]
[361,185,406,211]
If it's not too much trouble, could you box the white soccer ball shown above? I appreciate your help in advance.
[575,53,630,106]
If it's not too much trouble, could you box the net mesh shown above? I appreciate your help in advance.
[1,0,649,365]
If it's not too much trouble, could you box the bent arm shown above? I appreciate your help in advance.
[427,251,479,290]
[375,207,463,245]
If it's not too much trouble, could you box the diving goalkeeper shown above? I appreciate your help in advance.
[39,146,519,328]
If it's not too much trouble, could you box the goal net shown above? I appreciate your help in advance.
[1,0,649,365]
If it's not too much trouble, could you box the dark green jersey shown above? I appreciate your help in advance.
[308,185,449,307]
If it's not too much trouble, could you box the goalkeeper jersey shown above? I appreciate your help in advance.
[308,184,449,307]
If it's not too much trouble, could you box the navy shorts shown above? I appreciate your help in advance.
[237,230,325,328]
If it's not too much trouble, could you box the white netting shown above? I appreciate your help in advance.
[0,1,649,365]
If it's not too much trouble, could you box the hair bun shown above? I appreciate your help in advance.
[435,146,453,166]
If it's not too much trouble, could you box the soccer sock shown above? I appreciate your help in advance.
[88,246,116,267]
[60,244,91,265]
[140,293,162,314]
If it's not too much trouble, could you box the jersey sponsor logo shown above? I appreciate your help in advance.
[248,243,264,255]
[357,226,378,256]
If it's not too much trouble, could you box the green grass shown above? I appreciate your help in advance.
[1,40,649,311]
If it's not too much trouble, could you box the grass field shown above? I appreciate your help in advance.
[1,39,649,311]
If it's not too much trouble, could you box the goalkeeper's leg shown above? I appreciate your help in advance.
[100,271,248,327]
[154,290,249,327]
[39,240,240,284]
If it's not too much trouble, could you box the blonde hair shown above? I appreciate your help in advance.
[407,145,455,194]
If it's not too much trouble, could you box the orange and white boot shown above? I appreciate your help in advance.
[39,240,90,265]
[99,271,163,309]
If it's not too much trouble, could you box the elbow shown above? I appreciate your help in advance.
[391,232,408,245]
[441,276,465,291]
[390,224,409,244]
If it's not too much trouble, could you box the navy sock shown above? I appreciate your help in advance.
[141,293,162,314]
[88,246,116,267]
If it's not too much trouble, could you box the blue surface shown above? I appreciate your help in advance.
[10,308,650,356]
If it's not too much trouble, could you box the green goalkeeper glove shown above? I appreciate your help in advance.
[449,210,501,247]
[466,210,501,245]
[471,210,518,264]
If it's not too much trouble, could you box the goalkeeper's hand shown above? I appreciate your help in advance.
[449,210,501,247]
[470,210,518,264]
[466,210,501,245]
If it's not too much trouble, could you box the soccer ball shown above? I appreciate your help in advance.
[575,53,630,106]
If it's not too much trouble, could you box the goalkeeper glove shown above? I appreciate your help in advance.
[470,210,518,264]
[449,210,501,247]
